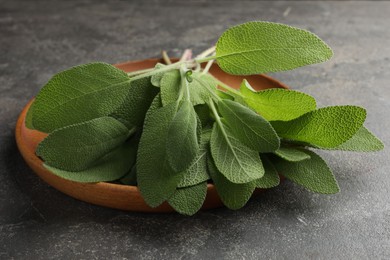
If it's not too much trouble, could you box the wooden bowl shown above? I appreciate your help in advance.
[15,59,288,213]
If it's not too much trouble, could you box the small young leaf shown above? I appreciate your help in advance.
[167,182,207,216]
[150,63,166,87]
[271,149,340,194]
[271,106,366,148]
[120,165,137,185]
[37,117,131,172]
[215,21,333,75]
[208,155,256,210]
[274,147,311,162]
[110,77,158,129]
[326,126,384,152]
[137,102,183,207]
[167,101,199,173]
[255,155,280,189]
[218,99,280,152]
[30,62,132,133]
[210,122,264,184]
[44,138,137,183]
[177,130,211,188]
[240,80,316,121]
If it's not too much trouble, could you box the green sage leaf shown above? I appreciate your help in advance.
[30,62,132,133]
[167,101,199,173]
[37,116,131,172]
[137,102,182,207]
[160,70,218,106]
[167,182,207,216]
[215,21,333,75]
[240,80,316,121]
[110,77,158,129]
[255,155,280,189]
[44,138,137,183]
[271,106,366,148]
[160,69,181,106]
[210,122,264,184]
[274,147,311,162]
[326,126,384,152]
[189,72,218,105]
[148,94,163,113]
[208,155,255,210]
[271,149,340,194]
[218,99,280,152]
[177,130,211,188]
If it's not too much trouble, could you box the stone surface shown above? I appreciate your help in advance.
[1,0,389,259]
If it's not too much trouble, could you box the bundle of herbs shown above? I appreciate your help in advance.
[25,22,383,215]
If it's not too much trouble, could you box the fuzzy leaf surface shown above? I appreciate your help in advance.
[110,77,158,129]
[271,106,366,148]
[167,101,199,173]
[208,155,255,210]
[137,102,182,207]
[255,155,280,188]
[30,62,132,133]
[326,126,384,152]
[189,72,218,105]
[37,117,130,172]
[218,99,279,152]
[44,139,137,183]
[177,130,211,188]
[160,70,218,106]
[272,149,340,194]
[215,21,333,75]
[210,122,264,184]
[168,182,207,215]
[240,80,316,121]
[160,70,181,106]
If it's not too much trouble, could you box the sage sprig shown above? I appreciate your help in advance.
[27,21,384,215]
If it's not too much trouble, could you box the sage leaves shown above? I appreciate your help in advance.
[27,21,383,215]
[218,99,280,152]
[215,21,333,75]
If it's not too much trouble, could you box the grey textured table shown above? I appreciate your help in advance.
[1,1,389,259]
